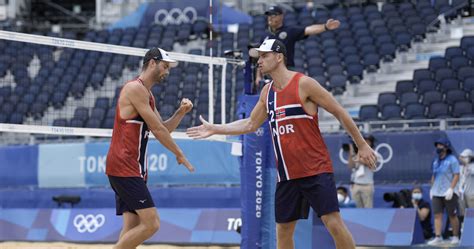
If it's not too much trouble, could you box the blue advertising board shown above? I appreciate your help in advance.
[0,208,241,244]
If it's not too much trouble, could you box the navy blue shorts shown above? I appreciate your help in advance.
[108,175,155,215]
[275,173,339,223]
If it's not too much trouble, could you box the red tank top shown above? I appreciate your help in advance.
[266,73,333,182]
[106,78,155,180]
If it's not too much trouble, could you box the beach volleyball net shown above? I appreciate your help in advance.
[0,30,243,144]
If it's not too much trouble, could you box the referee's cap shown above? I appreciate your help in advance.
[249,39,287,58]
[265,5,284,15]
[143,47,178,68]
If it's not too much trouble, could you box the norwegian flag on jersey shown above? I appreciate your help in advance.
[276,108,286,119]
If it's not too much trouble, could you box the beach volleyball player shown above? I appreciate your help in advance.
[106,47,194,249]
[187,40,377,249]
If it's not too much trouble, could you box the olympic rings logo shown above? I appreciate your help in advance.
[73,214,105,233]
[154,7,197,25]
[339,143,393,172]
[255,127,264,136]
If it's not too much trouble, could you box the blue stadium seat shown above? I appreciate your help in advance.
[9,113,23,124]
[435,68,454,82]
[362,53,380,72]
[452,101,473,117]
[15,102,29,115]
[70,118,85,127]
[439,78,460,92]
[394,33,412,52]
[381,104,402,120]
[457,66,474,81]
[86,119,102,128]
[327,65,344,75]
[329,75,347,95]
[417,79,437,94]
[428,57,448,72]
[30,103,47,119]
[445,89,467,105]
[379,42,396,62]
[445,47,464,60]
[399,92,419,107]
[90,108,106,121]
[1,102,15,114]
[53,119,68,127]
[74,107,89,121]
[395,80,415,97]
[428,102,450,118]
[463,77,474,91]
[466,46,474,60]
[413,69,432,86]
[346,63,364,84]
[422,90,443,106]
[358,104,379,121]
[378,92,397,108]
[450,56,469,70]
[106,108,116,119]
[460,36,474,51]
[95,97,109,109]
[103,118,114,128]
[51,92,67,109]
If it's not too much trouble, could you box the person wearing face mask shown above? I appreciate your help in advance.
[427,138,460,246]
[337,186,356,208]
[458,149,474,215]
[411,186,433,241]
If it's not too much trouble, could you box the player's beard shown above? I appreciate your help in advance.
[156,68,168,83]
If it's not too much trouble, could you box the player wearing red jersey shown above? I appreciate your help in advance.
[106,47,194,249]
[187,39,377,249]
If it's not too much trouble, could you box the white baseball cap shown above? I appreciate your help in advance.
[144,47,178,68]
[249,39,287,58]
[460,149,473,157]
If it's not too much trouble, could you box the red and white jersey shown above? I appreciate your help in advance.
[106,78,155,180]
[266,73,333,182]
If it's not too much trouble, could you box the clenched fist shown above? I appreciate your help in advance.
[178,98,193,114]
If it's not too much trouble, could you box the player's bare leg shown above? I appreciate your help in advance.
[276,220,297,249]
[321,211,355,249]
[119,211,140,239]
[113,207,160,249]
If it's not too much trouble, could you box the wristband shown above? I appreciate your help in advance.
[324,23,329,31]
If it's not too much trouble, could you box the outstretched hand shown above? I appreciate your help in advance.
[186,115,215,139]
[354,144,377,171]
[176,155,194,172]
[325,19,340,30]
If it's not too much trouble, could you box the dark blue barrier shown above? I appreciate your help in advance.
[324,131,474,183]
[294,209,424,248]
[0,186,240,209]
[0,208,241,244]
[461,208,474,247]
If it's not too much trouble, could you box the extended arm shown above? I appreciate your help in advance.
[187,85,270,138]
[304,19,340,36]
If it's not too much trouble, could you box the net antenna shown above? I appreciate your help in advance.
[0,30,242,142]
